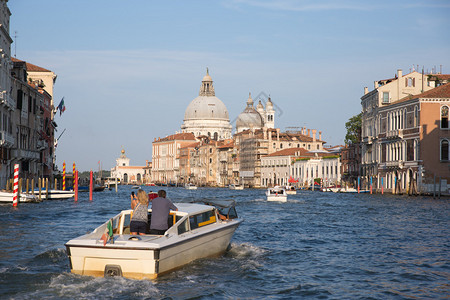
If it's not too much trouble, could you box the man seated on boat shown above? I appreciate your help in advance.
[130,189,149,236]
[149,190,178,235]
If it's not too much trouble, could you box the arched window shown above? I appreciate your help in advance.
[441,106,449,129]
[214,132,218,140]
[441,139,449,161]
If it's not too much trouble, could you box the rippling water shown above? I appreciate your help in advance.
[0,186,449,299]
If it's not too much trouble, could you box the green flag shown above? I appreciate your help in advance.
[107,219,113,237]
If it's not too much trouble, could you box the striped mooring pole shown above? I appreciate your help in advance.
[13,164,19,207]
[63,161,66,191]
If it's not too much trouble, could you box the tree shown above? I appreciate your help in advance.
[344,113,362,145]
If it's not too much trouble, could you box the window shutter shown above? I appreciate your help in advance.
[413,78,415,87]
[405,78,408,87]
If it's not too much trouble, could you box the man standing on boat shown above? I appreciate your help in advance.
[150,190,178,235]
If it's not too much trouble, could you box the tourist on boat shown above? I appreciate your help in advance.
[149,190,178,235]
[130,191,138,209]
[130,189,149,236]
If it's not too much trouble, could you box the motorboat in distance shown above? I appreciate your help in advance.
[65,201,243,280]
[229,184,244,190]
[184,183,198,190]
[285,185,297,195]
[266,186,288,202]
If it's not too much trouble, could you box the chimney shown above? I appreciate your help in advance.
[319,131,322,141]
[397,69,402,79]
[276,128,280,141]
[312,129,317,142]
[364,87,369,95]
[374,81,379,89]
[307,129,310,137]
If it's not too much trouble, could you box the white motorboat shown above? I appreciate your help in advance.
[65,201,242,280]
[229,184,244,190]
[185,183,197,190]
[266,186,287,202]
[34,189,75,200]
[285,185,297,195]
[0,191,38,203]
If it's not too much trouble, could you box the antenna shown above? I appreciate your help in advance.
[13,31,18,57]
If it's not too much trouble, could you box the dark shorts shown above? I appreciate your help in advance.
[150,228,166,235]
[130,221,147,234]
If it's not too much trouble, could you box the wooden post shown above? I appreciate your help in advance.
[31,179,35,195]
[357,176,360,194]
[370,177,372,194]
[26,179,29,194]
[45,178,49,200]
[38,178,42,202]
[12,164,19,207]
[115,177,118,193]
[381,177,384,194]
[55,178,57,190]
[89,170,93,201]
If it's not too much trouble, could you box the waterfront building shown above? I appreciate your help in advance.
[376,83,450,194]
[152,132,197,184]
[340,143,361,188]
[237,127,325,187]
[110,148,147,184]
[236,93,275,133]
[10,58,57,185]
[291,152,341,188]
[180,69,232,140]
[0,0,13,187]
[361,68,450,193]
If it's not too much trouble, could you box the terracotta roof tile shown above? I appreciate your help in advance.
[157,132,196,142]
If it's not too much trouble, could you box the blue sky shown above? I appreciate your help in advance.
[8,0,450,171]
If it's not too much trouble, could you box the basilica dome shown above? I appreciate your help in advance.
[181,69,232,140]
[236,93,264,133]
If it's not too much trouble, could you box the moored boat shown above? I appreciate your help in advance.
[229,184,244,190]
[65,201,243,280]
[34,189,75,199]
[0,191,38,203]
[185,183,197,190]
[285,185,297,195]
[266,186,287,202]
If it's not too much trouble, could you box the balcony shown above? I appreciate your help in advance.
[0,130,14,147]
[12,149,40,161]
[386,129,403,139]
[0,91,15,110]
[362,136,373,144]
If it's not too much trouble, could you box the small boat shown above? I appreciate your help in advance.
[185,183,197,190]
[35,189,75,200]
[78,185,105,193]
[0,191,38,203]
[285,185,297,195]
[65,200,242,280]
[229,184,244,190]
[131,185,140,189]
[104,177,120,189]
[266,186,287,202]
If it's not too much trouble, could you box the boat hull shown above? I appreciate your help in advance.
[266,195,287,202]
[0,191,38,203]
[66,221,241,280]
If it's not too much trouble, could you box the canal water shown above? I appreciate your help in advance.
[0,186,448,299]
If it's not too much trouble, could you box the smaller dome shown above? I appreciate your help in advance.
[236,94,264,132]
[256,100,264,110]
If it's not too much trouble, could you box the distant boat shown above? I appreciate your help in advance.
[131,185,139,189]
[185,183,197,190]
[285,185,297,195]
[229,184,244,190]
[266,186,287,202]
[0,191,38,203]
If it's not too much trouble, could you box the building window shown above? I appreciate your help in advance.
[441,106,449,129]
[441,139,449,161]
[382,92,389,104]
[414,106,419,127]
